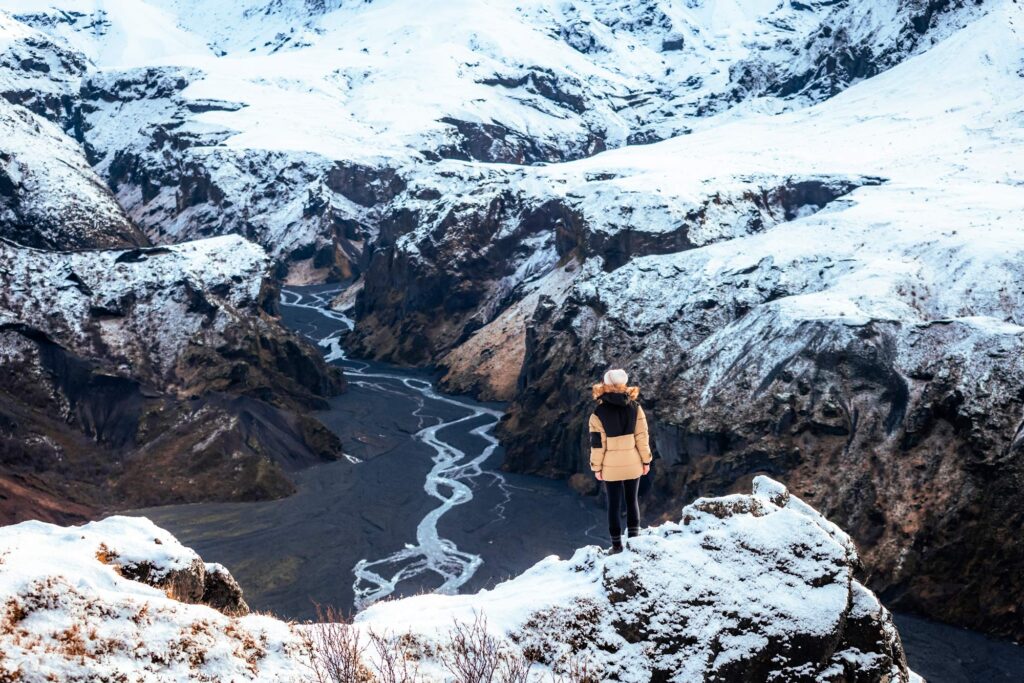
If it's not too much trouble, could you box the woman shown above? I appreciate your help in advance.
[588,368,652,554]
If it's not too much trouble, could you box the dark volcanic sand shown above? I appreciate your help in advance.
[135,285,606,619]
[132,285,1024,682]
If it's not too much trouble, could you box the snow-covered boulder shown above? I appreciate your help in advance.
[357,477,915,682]
[0,516,304,682]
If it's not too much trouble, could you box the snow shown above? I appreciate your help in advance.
[0,516,305,682]
[0,234,270,382]
[354,475,911,681]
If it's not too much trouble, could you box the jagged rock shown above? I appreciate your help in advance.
[358,477,917,682]
[0,99,147,249]
[201,563,250,617]
[0,236,345,522]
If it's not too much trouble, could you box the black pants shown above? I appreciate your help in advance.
[605,477,640,540]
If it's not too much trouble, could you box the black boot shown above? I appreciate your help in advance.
[609,535,623,554]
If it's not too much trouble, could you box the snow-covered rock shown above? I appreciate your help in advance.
[358,476,914,682]
[0,235,344,522]
[0,98,146,249]
[0,480,918,682]
[0,10,85,127]
[0,516,303,682]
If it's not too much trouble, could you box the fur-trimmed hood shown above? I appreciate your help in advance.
[592,383,640,401]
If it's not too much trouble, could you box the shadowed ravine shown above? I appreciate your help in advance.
[132,286,1023,682]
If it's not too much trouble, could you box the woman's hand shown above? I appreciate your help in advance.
[642,464,650,476]
[595,471,604,481]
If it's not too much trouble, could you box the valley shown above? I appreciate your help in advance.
[2,1,1023,680]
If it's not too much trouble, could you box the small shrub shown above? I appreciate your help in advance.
[368,628,422,683]
[439,612,534,683]
[302,604,375,683]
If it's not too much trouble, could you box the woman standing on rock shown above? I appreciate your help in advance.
[589,368,652,554]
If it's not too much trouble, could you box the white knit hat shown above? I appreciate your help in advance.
[603,368,628,386]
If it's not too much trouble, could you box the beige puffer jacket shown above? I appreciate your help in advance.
[588,384,652,482]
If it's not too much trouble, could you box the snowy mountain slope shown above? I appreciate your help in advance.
[0,98,147,249]
[0,9,85,128]
[0,479,919,682]
[0,235,345,522]
[1,0,987,279]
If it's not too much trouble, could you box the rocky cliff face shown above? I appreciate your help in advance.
[0,235,345,524]
[353,0,1024,642]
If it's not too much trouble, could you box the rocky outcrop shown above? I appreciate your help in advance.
[0,235,345,523]
[0,99,147,249]
[0,483,917,681]
[359,477,917,682]
[0,12,86,130]
[0,516,303,680]
[96,535,250,617]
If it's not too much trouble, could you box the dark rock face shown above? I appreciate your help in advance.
[498,259,1024,642]
[349,173,874,366]
[200,564,250,617]
[0,236,345,523]
[0,100,148,249]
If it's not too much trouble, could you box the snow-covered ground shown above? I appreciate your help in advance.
[0,516,305,682]
[0,479,919,682]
